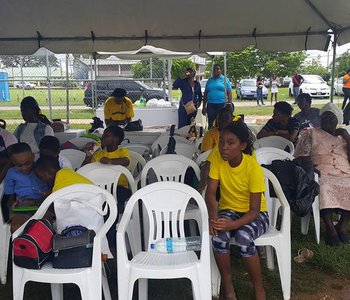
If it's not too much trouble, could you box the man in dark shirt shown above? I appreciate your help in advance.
[294,93,321,130]
[292,71,304,104]
[257,101,300,144]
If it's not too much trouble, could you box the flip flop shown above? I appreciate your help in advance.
[293,248,314,263]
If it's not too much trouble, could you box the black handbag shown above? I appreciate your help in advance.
[52,226,96,269]
[124,119,143,131]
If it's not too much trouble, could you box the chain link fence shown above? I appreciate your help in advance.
[0,53,182,131]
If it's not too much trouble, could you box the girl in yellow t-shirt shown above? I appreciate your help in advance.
[206,122,268,300]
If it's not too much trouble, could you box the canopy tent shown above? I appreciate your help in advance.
[0,0,350,55]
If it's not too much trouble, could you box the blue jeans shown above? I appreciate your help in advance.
[256,88,264,105]
[293,86,300,103]
[207,103,226,129]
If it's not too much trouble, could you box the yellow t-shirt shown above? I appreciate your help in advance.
[343,74,350,89]
[209,149,267,213]
[91,147,130,189]
[201,128,219,152]
[104,96,135,121]
[53,168,93,193]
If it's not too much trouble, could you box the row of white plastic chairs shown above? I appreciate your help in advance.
[5,164,291,300]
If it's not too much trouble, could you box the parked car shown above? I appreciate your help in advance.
[282,76,292,87]
[288,75,330,98]
[83,78,168,107]
[200,79,208,94]
[236,79,268,100]
[14,81,36,89]
[333,77,344,96]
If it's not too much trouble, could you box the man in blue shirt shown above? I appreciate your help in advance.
[2,142,49,232]
[202,64,233,128]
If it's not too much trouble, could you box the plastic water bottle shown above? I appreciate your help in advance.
[151,236,201,253]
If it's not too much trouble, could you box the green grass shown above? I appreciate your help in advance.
[0,88,85,107]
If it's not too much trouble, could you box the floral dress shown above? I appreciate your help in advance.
[294,128,350,211]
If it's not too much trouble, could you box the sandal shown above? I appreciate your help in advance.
[293,248,314,263]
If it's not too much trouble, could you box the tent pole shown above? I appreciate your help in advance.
[65,54,70,124]
[330,32,338,103]
[89,55,95,111]
[224,52,227,102]
[94,56,97,112]
[167,59,173,101]
[162,60,166,100]
[46,49,53,120]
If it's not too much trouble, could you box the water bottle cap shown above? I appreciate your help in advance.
[150,243,155,249]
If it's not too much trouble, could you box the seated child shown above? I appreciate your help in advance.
[3,142,50,233]
[206,122,268,300]
[34,156,93,193]
[39,135,73,169]
[84,125,131,214]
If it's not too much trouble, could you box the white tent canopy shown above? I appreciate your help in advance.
[1,0,350,55]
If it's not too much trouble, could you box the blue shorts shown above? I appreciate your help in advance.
[212,210,269,257]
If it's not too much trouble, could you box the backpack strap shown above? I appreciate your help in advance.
[34,122,47,146]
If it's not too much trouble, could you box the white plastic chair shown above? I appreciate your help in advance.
[117,182,211,300]
[123,143,151,159]
[256,147,320,244]
[254,136,295,155]
[160,142,199,160]
[60,149,86,171]
[141,155,201,240]
[0,183,10,284]
[211,168,291,300]
[12,184,117,300]
[195,150,211,167]
[194,136,204,150]
[77,163,141,254]
[65,137,96,150]
[151,134,192,157]
[127,151,147,186]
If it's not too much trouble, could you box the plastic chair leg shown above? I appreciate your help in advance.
[0,226,10,284]
[12,272,25,300]
[102,265,112,300]
[275,245,291,300]
[51,283,63,300]
[312,198,320,244]
[210,245,220,297]
[138,278,148,300]
[300,213,311,235]
[266,246,275,271]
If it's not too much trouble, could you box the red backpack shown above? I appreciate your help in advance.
[13,219,55,269]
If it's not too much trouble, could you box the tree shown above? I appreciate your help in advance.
[171,59,195,79]
[0,54,60,68]
[209,46,307,82]
[301,58,330,81]
[132,58,164,79]
[334,50,350,78]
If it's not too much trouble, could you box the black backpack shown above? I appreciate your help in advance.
[13,219,55,269]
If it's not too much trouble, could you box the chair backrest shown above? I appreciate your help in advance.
[118,182,209,250]
[175,125,205,138]
[60,149,86,171]
[196,150,211,166]
[254,136,295,155]
[77,163,136,196]
[255,147,294,165]
[262,168,290,234]
[151,134,192,156]
[140,154,200,187]
[127,151,147,179]
[195,136,204,150]
[159,143,199,160]
[123,143,151,158]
